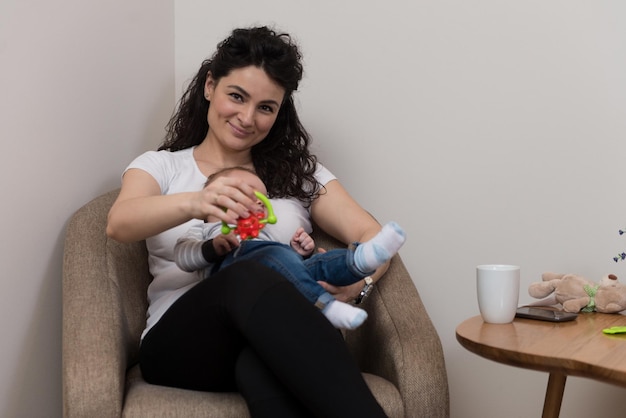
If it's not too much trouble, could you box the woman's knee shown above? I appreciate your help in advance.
[219,260,289,291]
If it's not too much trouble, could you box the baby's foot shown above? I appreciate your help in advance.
[354,221,406,273]
[323,300,368,330]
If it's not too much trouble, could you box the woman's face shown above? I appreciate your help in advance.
[204,66,285,153]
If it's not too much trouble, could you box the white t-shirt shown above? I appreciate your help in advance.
[124,147,336,339]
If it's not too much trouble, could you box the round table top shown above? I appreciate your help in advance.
[455,311,626,387]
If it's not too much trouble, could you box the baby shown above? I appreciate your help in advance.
[175,167,406,330]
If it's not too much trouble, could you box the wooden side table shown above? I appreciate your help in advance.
[456,312,626,417]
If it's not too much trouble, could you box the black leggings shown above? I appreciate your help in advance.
[139,261,386,418]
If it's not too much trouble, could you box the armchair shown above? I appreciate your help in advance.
[62,189,449,417]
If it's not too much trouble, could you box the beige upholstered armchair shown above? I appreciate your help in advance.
[62,189,449,417]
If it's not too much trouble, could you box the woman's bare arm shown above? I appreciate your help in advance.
[311,179,389,302]
[106,168,257,243]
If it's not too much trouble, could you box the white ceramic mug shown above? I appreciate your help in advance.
[476,264,520,324]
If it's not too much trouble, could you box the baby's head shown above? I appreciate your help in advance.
[206,166,267,195]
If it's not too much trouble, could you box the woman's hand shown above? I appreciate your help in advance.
[317,280,363,303]
[107,168,259,243]
[194,175,258,225]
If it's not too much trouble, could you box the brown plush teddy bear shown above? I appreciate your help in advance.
[528,272,626,313]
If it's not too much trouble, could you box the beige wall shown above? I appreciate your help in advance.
[0,1,174,416]
[2,0,626,416]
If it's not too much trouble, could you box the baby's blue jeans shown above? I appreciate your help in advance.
[218,241,372,308]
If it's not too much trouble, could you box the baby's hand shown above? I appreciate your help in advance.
[290,227,315,257]
[213,233,240,256]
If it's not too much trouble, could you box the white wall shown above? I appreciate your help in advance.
[3,1,625,416]
[176,1,626,417]
[0,1,174,416]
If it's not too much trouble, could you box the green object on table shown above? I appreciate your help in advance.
[602,326,626,334]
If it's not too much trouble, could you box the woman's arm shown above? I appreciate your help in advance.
[311,179,389,302]
[106,168,257,243]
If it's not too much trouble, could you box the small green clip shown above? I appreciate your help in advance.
[602,326,626,334]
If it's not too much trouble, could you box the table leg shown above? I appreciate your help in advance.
[542,373,567,418]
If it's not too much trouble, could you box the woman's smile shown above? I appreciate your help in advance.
[227,120,252,138]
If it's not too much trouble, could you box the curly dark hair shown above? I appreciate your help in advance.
[159,26,321,204]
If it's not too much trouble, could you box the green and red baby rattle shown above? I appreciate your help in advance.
[221,191,277,240]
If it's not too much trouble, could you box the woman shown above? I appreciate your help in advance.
[107,26,388,417]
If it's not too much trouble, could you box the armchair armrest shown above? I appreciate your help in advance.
[63,190,150,418]
[311,224,449,417]
[345,255,450,418]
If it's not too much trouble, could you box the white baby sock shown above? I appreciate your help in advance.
[354,221,406,273]
[323,300,368,330]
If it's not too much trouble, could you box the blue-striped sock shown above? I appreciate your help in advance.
[354,221,406,273]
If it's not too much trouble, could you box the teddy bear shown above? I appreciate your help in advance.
[528,272,626,313]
